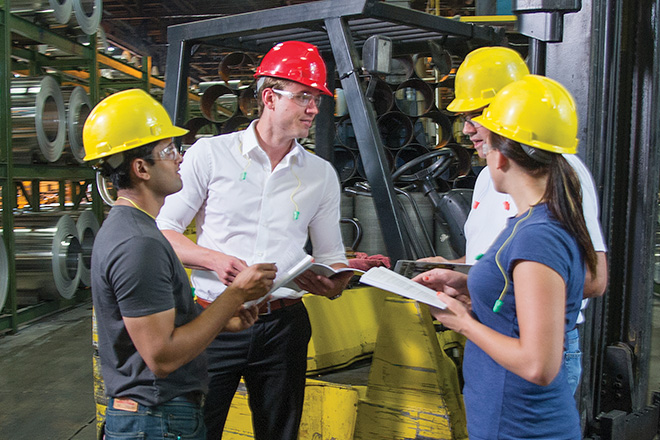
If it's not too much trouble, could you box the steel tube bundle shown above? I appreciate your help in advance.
[11,76,66,164]
[12,214,82,302]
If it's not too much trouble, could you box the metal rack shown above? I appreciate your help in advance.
[163,0,505,264]
[0,3,161,333]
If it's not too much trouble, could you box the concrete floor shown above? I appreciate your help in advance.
[1,296,660,439]
[0,302,97,440]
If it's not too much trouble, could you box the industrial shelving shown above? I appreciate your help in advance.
[0,3,161,333]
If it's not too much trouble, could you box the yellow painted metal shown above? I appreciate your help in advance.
[223,378,360,440]
[304,286,388,374]
[92,307,107,440]
[459,14,517,23]
[354,296,467,440]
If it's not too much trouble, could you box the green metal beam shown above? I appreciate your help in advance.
[11,164,95,180]
[8,14,93,58]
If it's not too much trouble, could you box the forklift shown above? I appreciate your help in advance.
[155,0,660,438]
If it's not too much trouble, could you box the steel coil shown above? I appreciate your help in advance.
[76,210,99,287]
[72,0,102,35]
[63,86,92,163]
[11,76,66,163]
[0,234,8,312]
[10,0,73,25]
[12,214,82,302]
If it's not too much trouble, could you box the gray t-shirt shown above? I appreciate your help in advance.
[91,206,207,406]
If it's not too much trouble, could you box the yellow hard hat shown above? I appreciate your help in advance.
[446,46,530,113]
[473,75,578,154]
[83,89,188,162]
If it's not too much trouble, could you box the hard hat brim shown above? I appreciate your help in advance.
[83,125,189,162]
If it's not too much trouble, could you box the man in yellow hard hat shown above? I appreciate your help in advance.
[420,46,608,395]
[157,41,352,440]
[85,89,276,439]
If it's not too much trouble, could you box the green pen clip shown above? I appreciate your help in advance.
[475,253,484,261]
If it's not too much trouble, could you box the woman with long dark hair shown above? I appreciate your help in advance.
[416,75,595,439]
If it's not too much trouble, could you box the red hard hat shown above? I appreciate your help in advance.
[255,41,332,96]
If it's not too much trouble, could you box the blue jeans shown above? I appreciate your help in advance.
[564,328,582,395]
[105,396,206,440]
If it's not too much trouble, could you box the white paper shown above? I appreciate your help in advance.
[359,266,447,309]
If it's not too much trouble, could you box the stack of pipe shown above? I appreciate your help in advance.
[11,76,66,164]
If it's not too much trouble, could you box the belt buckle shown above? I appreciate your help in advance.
[267,301,272,314]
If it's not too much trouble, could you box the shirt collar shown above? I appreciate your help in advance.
[240,119,307,166]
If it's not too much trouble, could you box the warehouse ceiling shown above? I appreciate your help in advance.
[98,0,456,84]
[100,0,324,82]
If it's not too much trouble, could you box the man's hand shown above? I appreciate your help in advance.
[223,304,260,333]
[228,263,277,302]
[211,253,249,285]
[413,268,471,309]
[294,270,353,299]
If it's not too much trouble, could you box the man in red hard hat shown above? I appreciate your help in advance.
[158,41,352,440]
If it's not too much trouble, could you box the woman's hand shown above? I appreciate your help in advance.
[413,269,471,309]
[430,291,474,335]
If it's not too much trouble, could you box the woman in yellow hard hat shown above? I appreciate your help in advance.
[417,75,596,439]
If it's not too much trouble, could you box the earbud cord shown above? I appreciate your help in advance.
[238,142,252,180]
[492,205,535,313]
[290,164,302,220]
[116,196,156,220]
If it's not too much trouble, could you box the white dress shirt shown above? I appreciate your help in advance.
[157,121,347,302]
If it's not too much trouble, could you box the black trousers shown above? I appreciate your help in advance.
[203,302,311,440]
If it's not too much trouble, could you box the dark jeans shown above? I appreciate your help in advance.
[203,301,311,440]
[105,397,206,440]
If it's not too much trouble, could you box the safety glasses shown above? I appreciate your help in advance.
[460,112,483,129]
[152,142,181,161]
[271,88,322,108]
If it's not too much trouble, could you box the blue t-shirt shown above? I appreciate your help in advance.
[464,203,583,440]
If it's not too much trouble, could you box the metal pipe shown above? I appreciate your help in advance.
[10,214,82,302]
[11,76,66,163]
